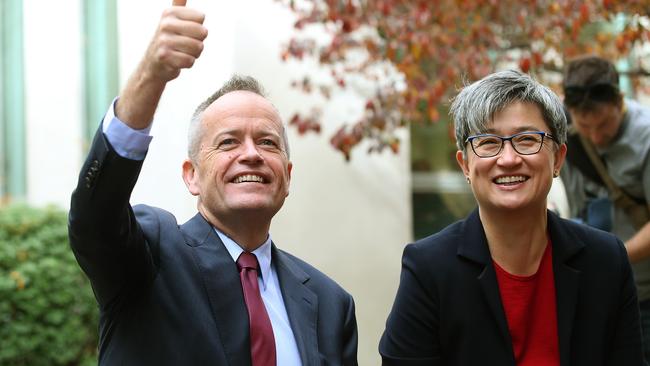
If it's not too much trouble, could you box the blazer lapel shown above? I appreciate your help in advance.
[273,246,319,366]
[457,210,515,360]
[547,212,584,366]
[181,213,252,366]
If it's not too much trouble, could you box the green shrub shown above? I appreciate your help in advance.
[0,204,98,365]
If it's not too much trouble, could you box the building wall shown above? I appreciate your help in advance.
[23,0,84,208]
[21,0,413,364]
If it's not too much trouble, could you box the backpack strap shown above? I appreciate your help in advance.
[578,133,649,230]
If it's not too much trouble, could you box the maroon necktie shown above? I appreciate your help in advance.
[237,252,276,366]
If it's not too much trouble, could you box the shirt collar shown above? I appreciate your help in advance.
[214,228,273,290]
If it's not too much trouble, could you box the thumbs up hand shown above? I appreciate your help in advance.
[115,1,207,129]
[141,0,208,83]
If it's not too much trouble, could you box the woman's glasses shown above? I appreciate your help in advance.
[465,131,555,158]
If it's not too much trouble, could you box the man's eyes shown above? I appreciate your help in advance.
[216,138,280,148]
[217,138,237,147]
[260,139,278,147]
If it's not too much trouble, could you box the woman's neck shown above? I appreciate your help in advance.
[479,205,549,276]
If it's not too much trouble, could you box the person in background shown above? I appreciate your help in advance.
[67,1,357,365]
[379,70,645,365]
[561,55,650,359]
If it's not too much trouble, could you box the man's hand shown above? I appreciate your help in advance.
[115,0,208,130]
[141,0,207,83]
[625,220,650,263]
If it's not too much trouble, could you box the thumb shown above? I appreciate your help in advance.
[172,0,187,6]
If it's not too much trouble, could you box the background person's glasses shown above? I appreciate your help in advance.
[563,83,620,107]
[465,131,555,158]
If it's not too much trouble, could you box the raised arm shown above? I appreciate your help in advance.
[116,0,207,129]
[68,0,207,308]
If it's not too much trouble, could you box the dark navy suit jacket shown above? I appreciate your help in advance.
[379,209,645,365]
[69,129,358,365]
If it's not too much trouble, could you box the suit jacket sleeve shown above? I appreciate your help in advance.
[343,292,359,366]
[379,243,441,366]
[68,127,156,308]
[607,239,646,365]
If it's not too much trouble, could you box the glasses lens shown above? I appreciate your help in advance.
[512,133,543,154]
[472,135,502,157]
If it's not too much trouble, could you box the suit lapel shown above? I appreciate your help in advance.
[457,210,515,361]
[273,246,319,366]
[458,210,585,364]
[547,212,584,366]
[181,213,252,366]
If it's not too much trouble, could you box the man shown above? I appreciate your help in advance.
[67,1,358,365]
[561,55,650,358]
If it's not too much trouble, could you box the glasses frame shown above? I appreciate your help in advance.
[465,131,556,158]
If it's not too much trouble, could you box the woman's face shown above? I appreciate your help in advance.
[456,101,567,214]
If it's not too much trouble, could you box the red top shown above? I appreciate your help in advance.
[493,241,560,366]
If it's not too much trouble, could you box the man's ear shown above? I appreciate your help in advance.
[182,159,200,196]
[285,161,293,197]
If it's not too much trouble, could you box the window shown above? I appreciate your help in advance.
[82,0,119,144]
[410,110,476,239]
[1,0,26,201]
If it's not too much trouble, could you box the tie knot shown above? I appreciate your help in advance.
[237,252,259,271]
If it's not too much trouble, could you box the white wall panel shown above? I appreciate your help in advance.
[23,0,84,208]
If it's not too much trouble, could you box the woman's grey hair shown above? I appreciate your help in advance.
[187,75,290,162]
[450,70,567,155]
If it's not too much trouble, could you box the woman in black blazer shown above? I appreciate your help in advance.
[379,70,645,365]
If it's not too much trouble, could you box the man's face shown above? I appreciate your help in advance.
[569,103,624,148]
[182,91,292,225]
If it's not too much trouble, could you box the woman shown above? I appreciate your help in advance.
[379,70,644,365]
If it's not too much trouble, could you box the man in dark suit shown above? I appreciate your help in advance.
[68,1,357,365]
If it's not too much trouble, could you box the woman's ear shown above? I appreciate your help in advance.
[554,143,567,175]
[456,150,470,178]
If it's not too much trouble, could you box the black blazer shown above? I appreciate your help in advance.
[379,209,645,366]
[69,130,358,365]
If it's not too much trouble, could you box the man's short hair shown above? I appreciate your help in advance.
[187,75,290,162]
[563,56,622,111]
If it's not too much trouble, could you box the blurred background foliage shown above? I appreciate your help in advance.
[279,0,650,160]
[0,204,97,365]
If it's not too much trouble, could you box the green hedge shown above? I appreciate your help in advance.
[0,204,98,365]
